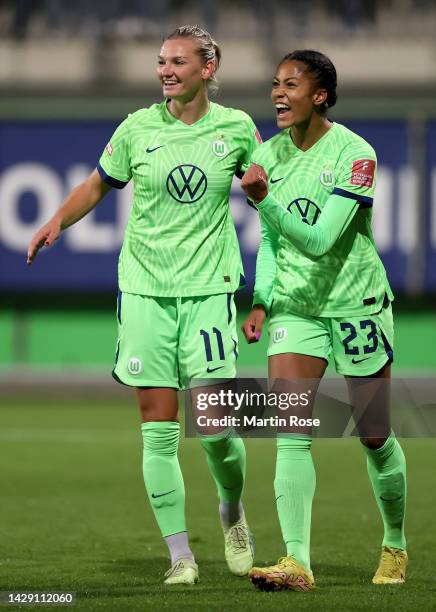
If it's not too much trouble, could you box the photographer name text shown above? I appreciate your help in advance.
[196,415,320,428]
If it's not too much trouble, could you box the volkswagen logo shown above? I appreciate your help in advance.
[166,164,208,204]
[287,198,321,226]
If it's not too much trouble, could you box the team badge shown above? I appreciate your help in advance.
[128,357,143,375]
[319,168,334,187]
[212,140,228,157]
[272,328,288,344]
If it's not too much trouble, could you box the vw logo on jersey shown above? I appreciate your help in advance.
[287,198,321,226]
[212,140,228,157]
[319,168,335,187]
[166,164,208,203]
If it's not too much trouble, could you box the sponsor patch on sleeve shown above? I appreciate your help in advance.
[255,128,263,144]
[106,142,113,156]
[351,159,375,187]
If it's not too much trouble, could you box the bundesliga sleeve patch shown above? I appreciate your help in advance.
[255,128,263,144]
[106,142,113,156]
[351,159,375,187]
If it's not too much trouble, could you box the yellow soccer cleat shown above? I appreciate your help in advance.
[249,555,315,592]
[372,546,408,584]
[223,516,254,576]
[163,558,199,585]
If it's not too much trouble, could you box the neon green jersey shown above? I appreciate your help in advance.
[252,122,393,317]
[98,101,259,296]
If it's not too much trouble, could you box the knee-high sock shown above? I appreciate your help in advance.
[141,421,186,538]
[274,436,315,571]
[198,429,246,504]
[365,436,407,549]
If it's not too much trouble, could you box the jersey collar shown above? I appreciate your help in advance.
[286,121,336,154]
[163,99,214,128]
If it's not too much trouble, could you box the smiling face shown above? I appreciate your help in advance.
[271,60,328,129]
[157,37,214,101]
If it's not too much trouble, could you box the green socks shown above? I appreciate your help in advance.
[365,436,407,549]
[198,429,246,503]
[141,421,186,537]
[274,436,315,570]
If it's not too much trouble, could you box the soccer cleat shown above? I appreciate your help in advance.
[249,555,315,592]
[222,516,254,576]
[372,546,408,584]
[163,558,199,585]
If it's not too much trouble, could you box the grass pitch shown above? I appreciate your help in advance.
[1,396,435,611]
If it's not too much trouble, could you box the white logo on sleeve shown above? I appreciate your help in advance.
[128,357,143,375]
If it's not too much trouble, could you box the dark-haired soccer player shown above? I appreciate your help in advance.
[27,25,260,585]
[241,49,407,591]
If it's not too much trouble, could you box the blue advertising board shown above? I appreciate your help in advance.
[0,119,430,293]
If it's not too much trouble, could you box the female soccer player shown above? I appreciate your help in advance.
[241,50,407,591]
[27,25,259,585]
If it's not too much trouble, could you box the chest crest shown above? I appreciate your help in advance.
[319,165,335,187]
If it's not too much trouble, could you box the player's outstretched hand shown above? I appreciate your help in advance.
[27,217,61,265]
[241,163,268,203]
[241,305,266,344]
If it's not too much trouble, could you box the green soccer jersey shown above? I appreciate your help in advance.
[98,101,259,297]
[252,122,394,317]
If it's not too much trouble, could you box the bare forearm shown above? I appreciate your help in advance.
[27,169,112,264]
[55,170,111,229]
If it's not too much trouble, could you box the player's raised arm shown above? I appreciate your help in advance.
[27,168,112,264]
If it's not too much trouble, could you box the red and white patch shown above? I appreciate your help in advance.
[255,128,263,144]
[351,159,375,187]
[106,142,113,156]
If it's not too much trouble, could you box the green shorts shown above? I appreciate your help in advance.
[113,292,238,389]
[268,302,394,376]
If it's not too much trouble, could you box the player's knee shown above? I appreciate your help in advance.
[139,405,173,422]
[360,436,388,449]
[137,388,178,422]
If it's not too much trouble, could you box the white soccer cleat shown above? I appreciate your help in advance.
[163,558,199,585]
[223,516,254,576]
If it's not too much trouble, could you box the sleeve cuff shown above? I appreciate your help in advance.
[256,193,279,211]
[332,187,373,207]
[97,162,129,189]
[252,293,272,313]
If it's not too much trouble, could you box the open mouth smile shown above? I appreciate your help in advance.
[275,103,291,117]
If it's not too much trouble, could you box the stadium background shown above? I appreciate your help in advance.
[1,1,435,610]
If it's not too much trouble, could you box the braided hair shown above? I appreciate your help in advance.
[279,50,337,111]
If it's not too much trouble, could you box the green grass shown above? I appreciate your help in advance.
[1,309,436,371]
[1,397,435,610]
